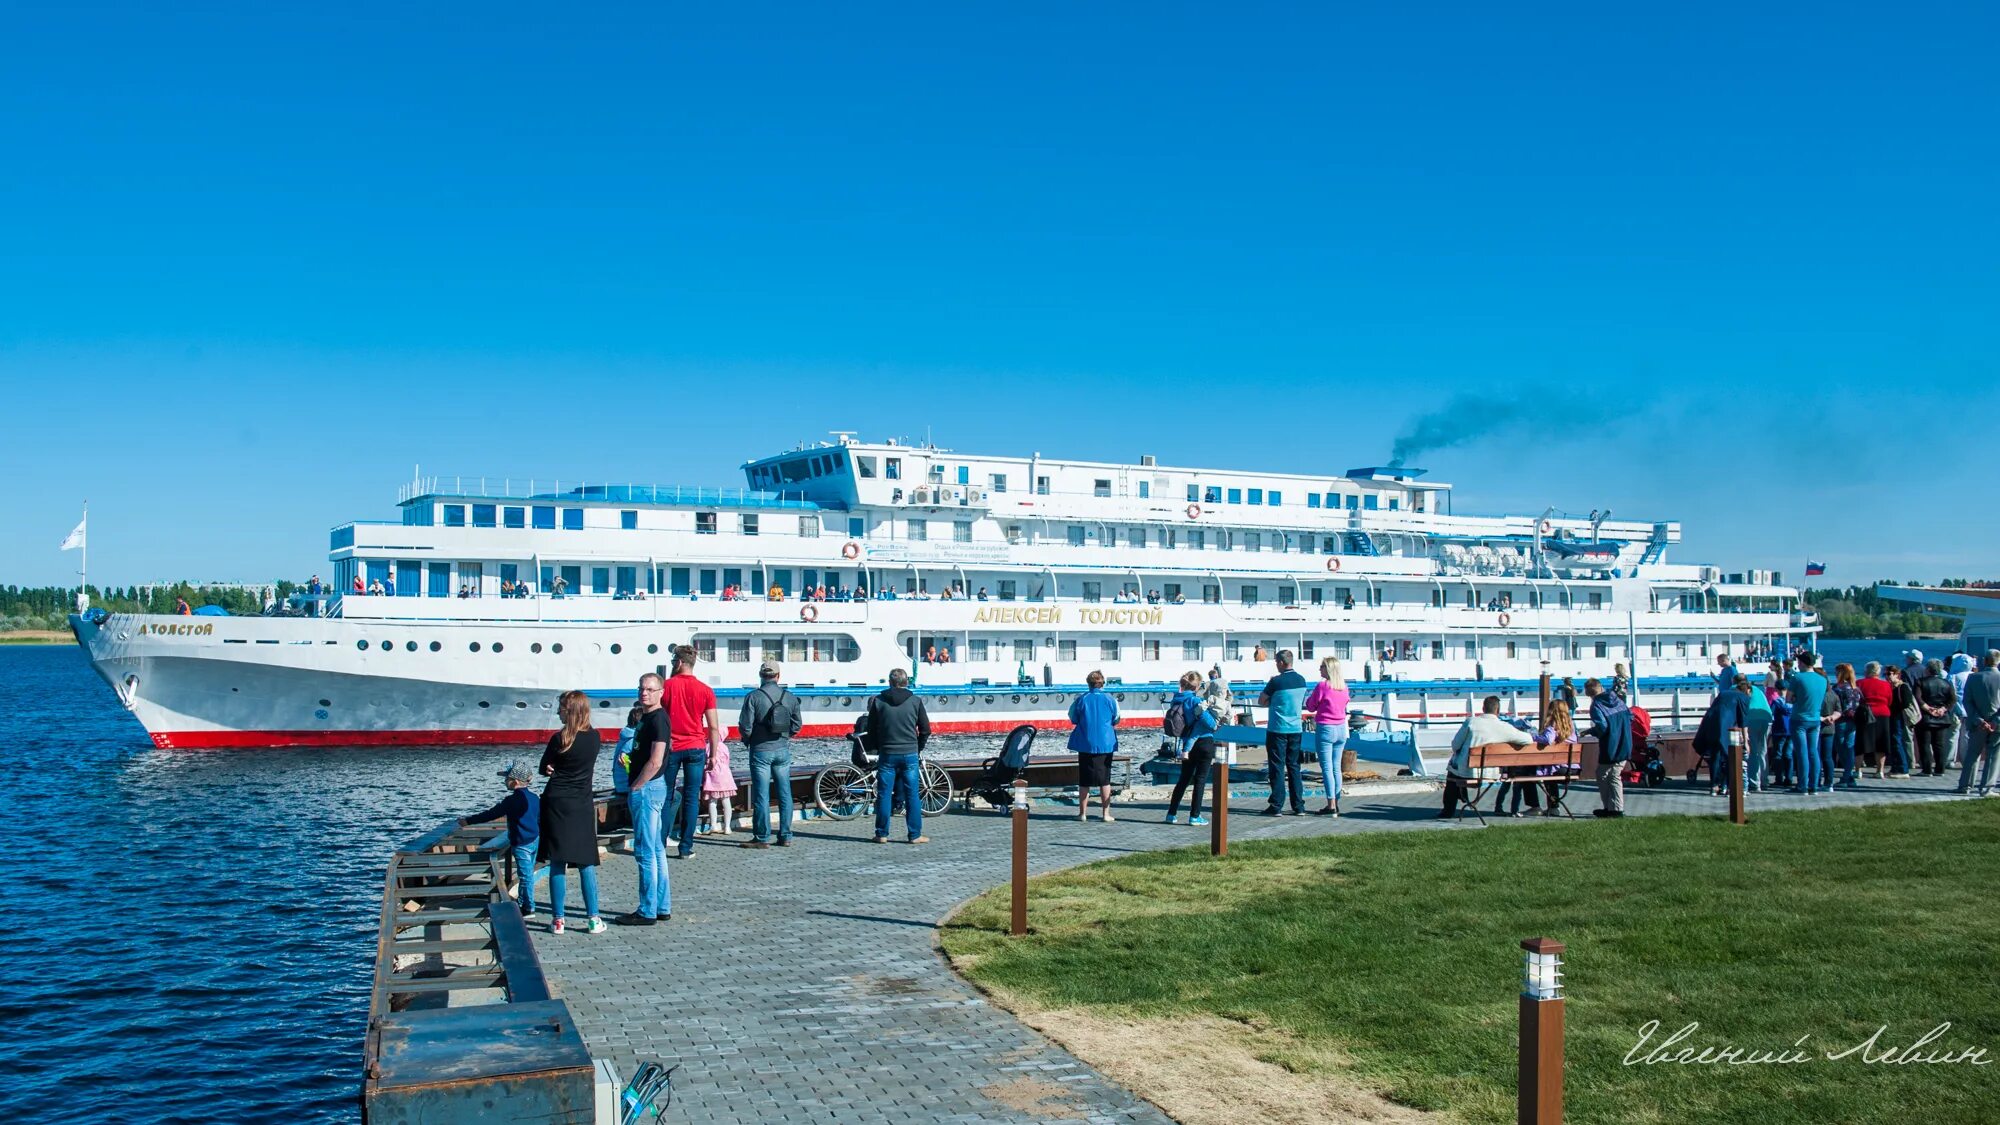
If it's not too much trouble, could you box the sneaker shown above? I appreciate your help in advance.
[1313,805,1338,816]
[695,825,710,836]
[584,918,607,935]
[1189,816,1209,826]
[909,836,931,845]
[775,837,792,847]
[612,912,657,927]
[740,840,770,849]
[519,908,536,921]
[872,836,889,844]
[1261,807,1283,817]
[550,918,566,934]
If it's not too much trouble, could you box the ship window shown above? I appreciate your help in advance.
[356,640,368,650]
[1432,641,1446,659]
[1245,532,1261,552]
[1014,639,1036,661]
[1346,495,1359,510]
[532,506,555,529]
[1240,585,1259,605]
[1066,526,1084,546]
[610,643,622,655]
[990,473,1007,492]
[478,700,490,708]
[699,639,718,663]
[470,642,482,652]
[1595,641,1608,658]
[741,514,759,536]
[728,639,750,662]
[848,516,865,538]
[592,568,609,595]
[405,641,417,652]
[492,642,504,653]
[800,516,820,538]
[968,639,989,662]
[696,512,717,535]
[1364,495,1379,510]
[1101,640,1120,661]
[621,510,638,530]
[1335,641,1352,659]
[379,640,392,651]
[886,457,901,479]
[1188,530,1205,549]
[1187,484,1200,502]
[1388,498,1400,510]
[430,641,441,652]
[1269,491,1282,506]
[473,504,496,528]
[1183,640,1201,660]
[1036,476,1050,495]
[1202,584,1220,604]
[1138,481,1150,499]
[1227,488,1242,504]
[444,504,466,526]
[1058,640,1077,661]
[1507,642,1518,658]
[997,580,1018,601]
[562,508,583,531]
[1081,582,1102,603]
[516,701,528,709]
[1204,486,1222,504]
[1308,495,1320,509]
[531,643,543,653]
[907,519,927,541]
[954,521,972,543]
[1093,479,1111,497]
[503,506,525,528]
[1226,639,1241,659]
[647,643,658,654]
[1248,488,1263,504]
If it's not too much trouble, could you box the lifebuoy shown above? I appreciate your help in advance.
[841,541,861,559]
[800,605,819,622]
[1325,557,1342,572]
[1185,504,1201,520]
[1497,612,1511,627]
[1538,520,1553,536]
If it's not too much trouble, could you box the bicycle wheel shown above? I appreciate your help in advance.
[813,764,870,820]
[918,759,955,816]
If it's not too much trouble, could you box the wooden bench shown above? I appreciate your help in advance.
[1452,741,1583,824]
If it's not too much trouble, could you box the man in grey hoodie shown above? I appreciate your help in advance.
[1949,653,1977,770]
[859,668,932,844]
[1955,650,2000,797]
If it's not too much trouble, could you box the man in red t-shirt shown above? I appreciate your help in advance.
[661,645,725,857]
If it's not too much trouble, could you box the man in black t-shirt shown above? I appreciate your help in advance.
[614,674,672,926]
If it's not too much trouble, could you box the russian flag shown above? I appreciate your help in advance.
[1805,561,1826,576]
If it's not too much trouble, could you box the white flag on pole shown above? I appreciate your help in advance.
[60,517,86,551]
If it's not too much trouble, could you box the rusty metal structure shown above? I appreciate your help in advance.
[362,819,596,1123]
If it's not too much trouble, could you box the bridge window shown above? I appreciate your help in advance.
[621,510,638,530]
[443,505,466,526]
[741,514,759,536]
[504,507,525,529]
[562,509,583,531]
[532,506,555,529]
[1093,479,1112,497]
[473,504,496,528]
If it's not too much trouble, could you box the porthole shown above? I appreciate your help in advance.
[356,640,368,651]
[610,643,622,655]
[531,643,543,654]
[406,641,418,652]
[1011,694,1022,704]
[841,697,852,706]
[470,642,482,653]
[1029,695,1040,704]
[429,641,441,652]
[515,701,528,709]
[379,640,392,651]
[478,701,490,708]
[318,699,332,707]
[492,642,504,653]
[552,643,563,654]
[647,644,658,655]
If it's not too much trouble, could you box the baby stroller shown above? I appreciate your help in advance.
[967,724,1037,810]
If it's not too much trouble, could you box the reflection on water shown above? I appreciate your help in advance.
[0,646,1015,1123]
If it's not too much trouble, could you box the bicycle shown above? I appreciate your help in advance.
[812,737,954,820]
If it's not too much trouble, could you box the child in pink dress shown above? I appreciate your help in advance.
[700,740,736,835]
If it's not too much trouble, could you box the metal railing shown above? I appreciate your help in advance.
[397,476,823,509]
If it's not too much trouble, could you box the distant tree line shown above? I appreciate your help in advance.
[0,582,297,632]
[1803,581,1962,639]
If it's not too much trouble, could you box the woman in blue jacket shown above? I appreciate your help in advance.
[1165,671,1222,825]
[1069,670,1121,821]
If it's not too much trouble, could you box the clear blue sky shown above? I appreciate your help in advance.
[3,2,1993,588]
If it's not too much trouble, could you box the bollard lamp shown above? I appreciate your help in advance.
[1522,939,1564,1000]
[1011,779,1029,812]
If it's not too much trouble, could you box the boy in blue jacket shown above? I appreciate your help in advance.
[459,761,546,918]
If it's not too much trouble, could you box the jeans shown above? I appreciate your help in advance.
[1265,730,1305,812]
[1791,724,1823,793]
[1746,717,1770,789]
[506,842,545,914]
[1169,738,1215,818]
[664,748,707,855]
[1313,725,1347,804]
[1834,720,1858,786]
[627,778,669,918]
[549,863,600,920]
[1956,722,1999,794]
[875,754,923,841]
[749,743,795,843]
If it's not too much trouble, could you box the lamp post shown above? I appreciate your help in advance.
[1538,660,1551,725]
[1518,937,1565,1125]
[1010,779,1029,937]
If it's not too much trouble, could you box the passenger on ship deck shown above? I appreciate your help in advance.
[1172,591,1186,605]
[550,575,568,598]
[352,576,365,595]
[768,584,784,601]
[976,586,989,601]
[1069,670,1120,822]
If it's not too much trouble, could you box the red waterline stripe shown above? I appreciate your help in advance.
[148,715,1158,750]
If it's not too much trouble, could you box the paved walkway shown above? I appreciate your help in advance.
[530,769,1980,1124]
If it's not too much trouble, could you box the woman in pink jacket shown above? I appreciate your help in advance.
[1305,657,1350,816]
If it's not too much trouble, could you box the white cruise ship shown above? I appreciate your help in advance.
[72,436,1817,749]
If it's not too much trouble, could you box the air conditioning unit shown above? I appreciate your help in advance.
[1700,566,1721,583]
[938,487,958,503]
[912,488,932,504]
[966,487,988,503]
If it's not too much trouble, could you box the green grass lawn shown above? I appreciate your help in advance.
[941,802,2000,1124]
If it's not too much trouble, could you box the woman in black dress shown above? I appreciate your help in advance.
[540,690,604,934]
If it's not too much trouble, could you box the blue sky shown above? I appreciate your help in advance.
[3,2,1994,588]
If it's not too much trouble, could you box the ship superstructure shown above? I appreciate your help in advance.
[72,437,1817,748]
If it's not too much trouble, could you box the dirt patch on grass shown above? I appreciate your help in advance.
[985,984,1436,1124]
[979,1074,1089,1119]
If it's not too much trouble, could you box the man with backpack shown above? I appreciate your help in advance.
[739,659,804,849]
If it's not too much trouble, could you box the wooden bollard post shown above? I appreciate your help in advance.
[1728,728,1748,826]
[1010,779,1029,936]
[1518,937,1565,1125]
[1212,743,1231,857]
[1538,664,1551,725]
